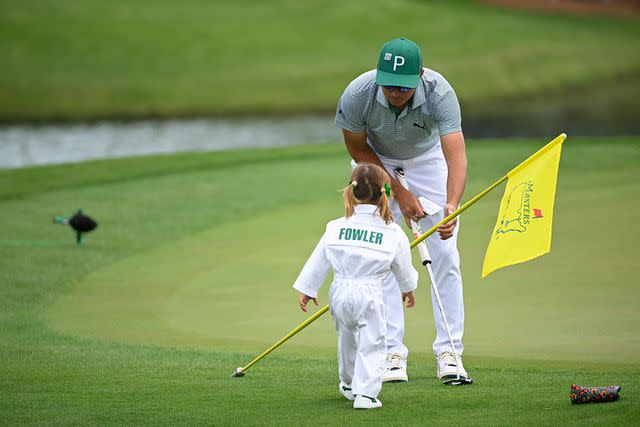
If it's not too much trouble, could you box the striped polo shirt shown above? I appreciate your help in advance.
[335,68,462,160]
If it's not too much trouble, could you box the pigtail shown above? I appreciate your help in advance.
[377,191,393,224]
[342,181,358,219]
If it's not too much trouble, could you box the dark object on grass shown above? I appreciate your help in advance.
[53,209,98,244]
[570,384,621,404]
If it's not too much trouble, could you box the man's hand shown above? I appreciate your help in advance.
[402,291,415,308]
[393,183,426,226]
[437,203,458,240]
[299,293,318,312]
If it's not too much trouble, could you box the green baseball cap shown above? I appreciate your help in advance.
[376,38,422,89]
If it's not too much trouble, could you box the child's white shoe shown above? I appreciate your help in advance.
[339,382,354,400]
[353,395,382,409]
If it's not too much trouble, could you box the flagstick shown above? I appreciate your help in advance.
[234,134,567,376]
[411,133,566,249]
[232,305,329,376]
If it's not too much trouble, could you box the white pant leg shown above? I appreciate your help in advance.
[404,145,465,356]
[335,324,357,385]
[419,212,464,355]
[330,281,387,398]
[381,271,408,357]
[352,284,387,398]
[330,281,356,385]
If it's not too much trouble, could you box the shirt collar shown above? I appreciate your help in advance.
[411,74,427,109]
[354,204,379,215]
[376,86,388,107]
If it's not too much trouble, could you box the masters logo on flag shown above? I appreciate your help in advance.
[495,181,544,234]
[482,134,566,278]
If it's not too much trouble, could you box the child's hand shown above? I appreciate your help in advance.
[402,291,415,308]
[299,293,318,312]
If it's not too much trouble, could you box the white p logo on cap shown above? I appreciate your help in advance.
[393,55,405,71]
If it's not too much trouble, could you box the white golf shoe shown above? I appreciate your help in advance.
[353,395,382,409]
[338,382,354,401]
[436,351,468,379]
[382,353,408,383]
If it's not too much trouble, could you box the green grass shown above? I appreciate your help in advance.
[0,0,639,120]
[1,137,639,424]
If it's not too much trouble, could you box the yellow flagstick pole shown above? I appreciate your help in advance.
[411,133,566,249]
[233,134,567,377]
[232,305,329,376]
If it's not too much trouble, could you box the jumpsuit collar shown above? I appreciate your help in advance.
[353,204,379,215]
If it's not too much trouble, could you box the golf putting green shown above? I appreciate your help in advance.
[46,200,340,353]
[46,160,640,364]
[4,139,639,424]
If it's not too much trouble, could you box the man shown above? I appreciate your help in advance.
[334,37,469,382]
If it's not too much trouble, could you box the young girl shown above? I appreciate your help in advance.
[292,163,418,410]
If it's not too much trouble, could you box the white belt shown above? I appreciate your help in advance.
[332,275,385,287]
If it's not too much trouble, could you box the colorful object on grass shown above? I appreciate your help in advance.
[570,384,621,404]
[53,209,98,244]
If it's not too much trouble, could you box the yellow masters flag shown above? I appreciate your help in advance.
[482,134,566,278]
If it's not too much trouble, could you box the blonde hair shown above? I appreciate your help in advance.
[342,163,393,224]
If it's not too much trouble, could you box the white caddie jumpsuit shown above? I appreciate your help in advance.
[293,204,418,398]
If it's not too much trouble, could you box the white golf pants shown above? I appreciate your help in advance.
[376,143,465,357]
[329,279,387,398]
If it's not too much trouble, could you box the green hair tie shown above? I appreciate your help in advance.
[383,183,391,197]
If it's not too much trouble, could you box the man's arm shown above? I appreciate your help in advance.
[437,131,467,240]
[342,128,382,167]
[342,129,426,223]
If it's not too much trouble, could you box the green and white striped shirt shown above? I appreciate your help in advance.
[335,68,462,160]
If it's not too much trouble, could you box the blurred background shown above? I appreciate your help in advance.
[0,0,638,167]
[1,3,639,423]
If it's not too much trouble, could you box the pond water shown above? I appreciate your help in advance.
[1,78,637,169]
[0,116,340,169]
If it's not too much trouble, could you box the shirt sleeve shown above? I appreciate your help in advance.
[435,87,462,137]
[390,231,419,293]
[335,84,367,133]
[292,232,331,299]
